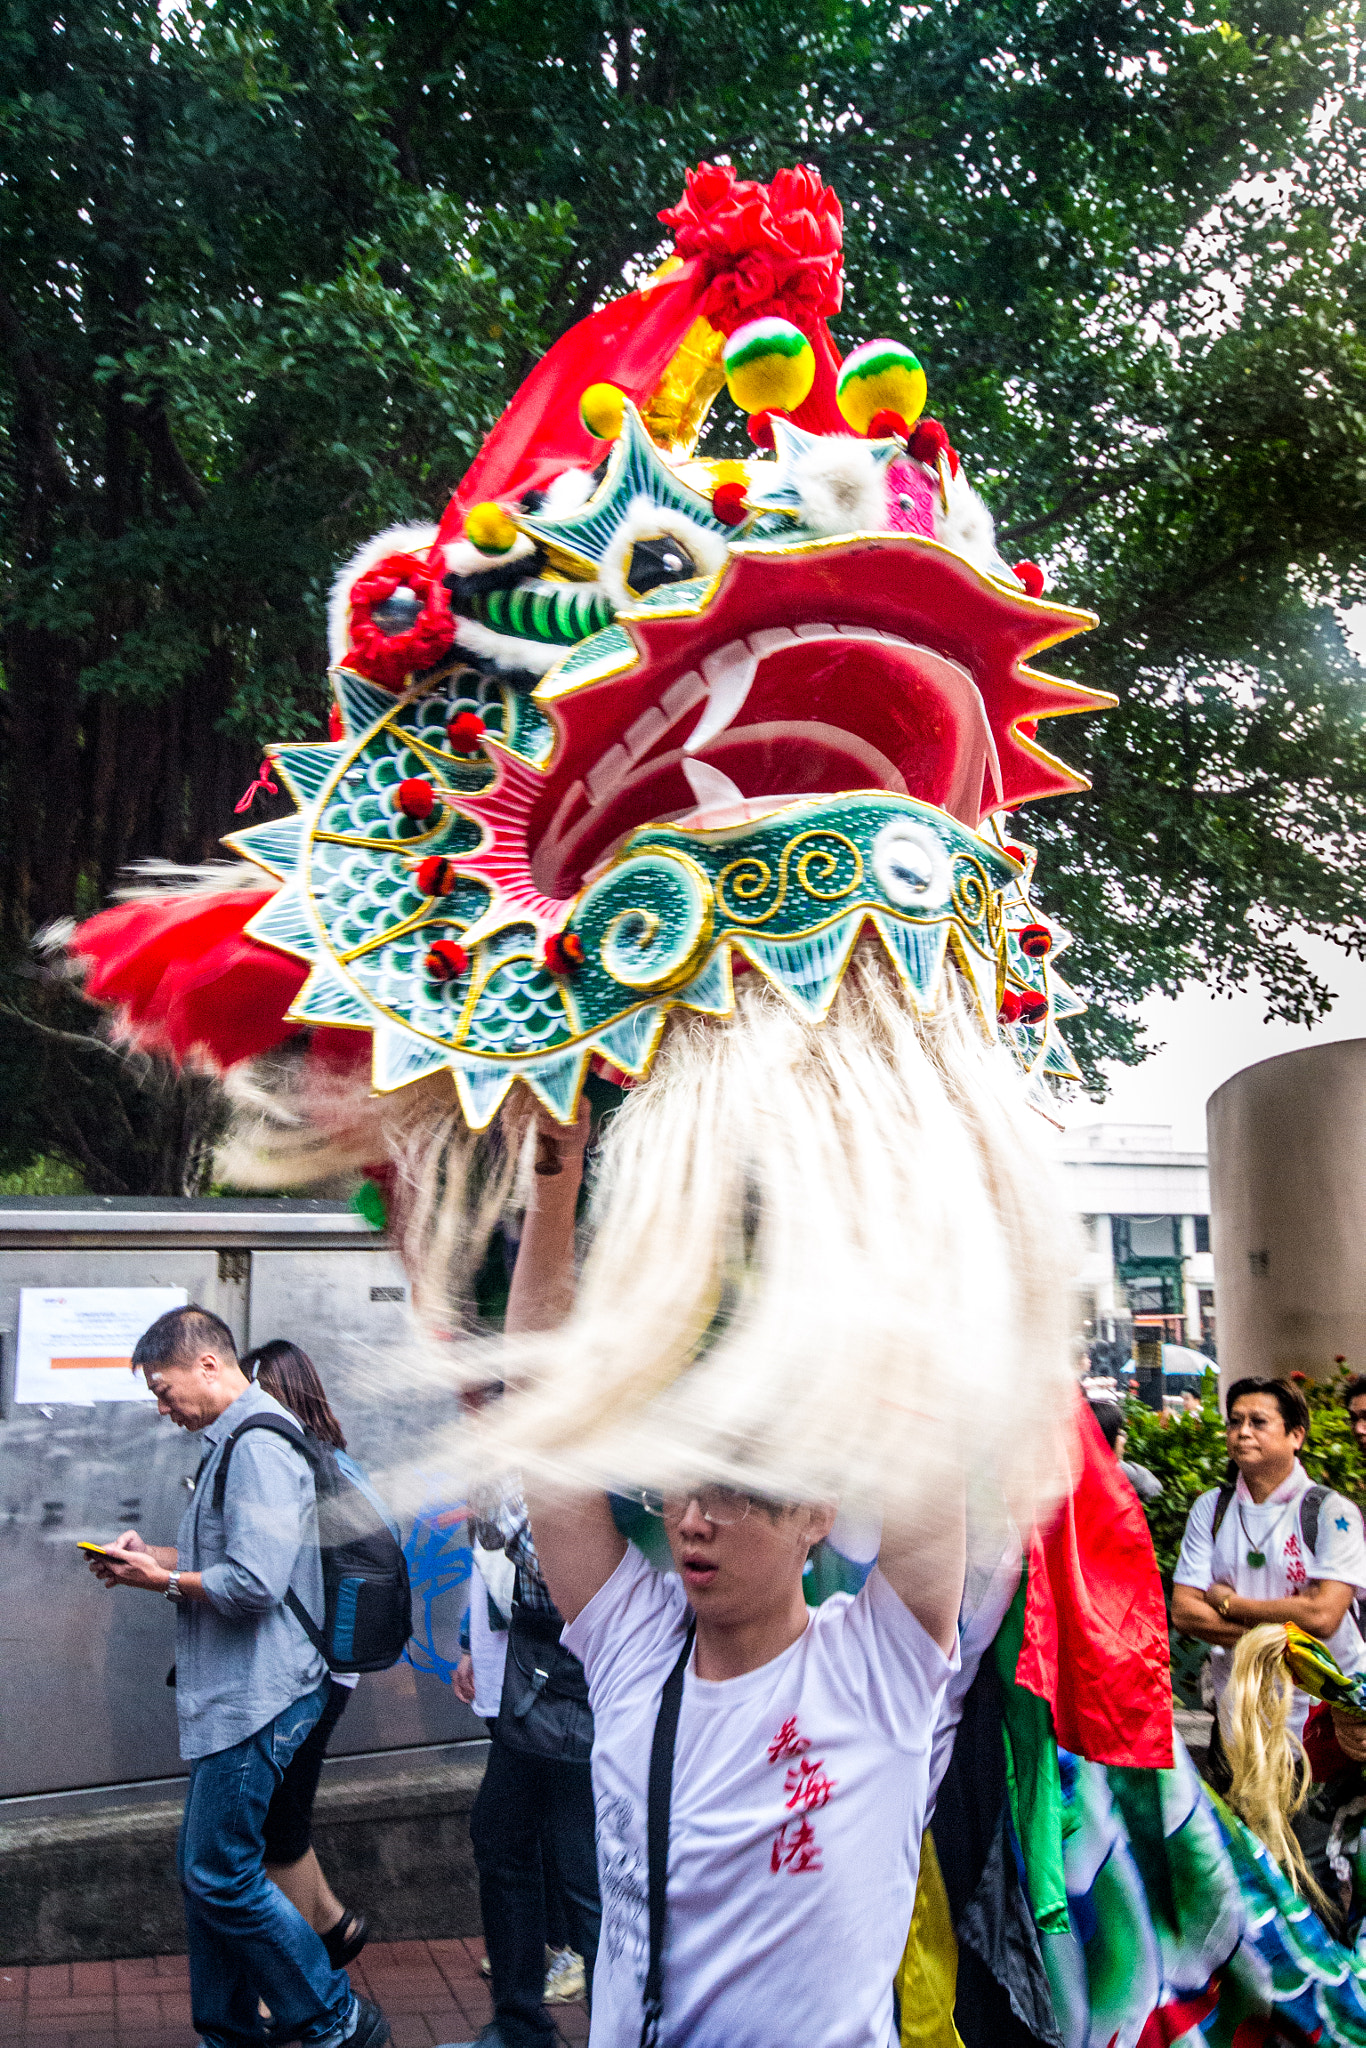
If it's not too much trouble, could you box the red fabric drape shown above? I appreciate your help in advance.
[1017,1392,1174,1769]
[71,891,307,1069]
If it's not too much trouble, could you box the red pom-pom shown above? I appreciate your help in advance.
[424,939,469,983]
[907,418,957,474]
[1018,923,1052,960]
[395,777,436,821]
[543,932,586,976]
[747,411,780,451]
[328,703,344,742]
[1017,991,1048,1025]
[1004,842,1028,865]
[998,989,1024,1025]
[1014,560,1046,599]
[867,409,909,442]
[417,856,458,897]
[446,711,486,755]
[712,480,749,528]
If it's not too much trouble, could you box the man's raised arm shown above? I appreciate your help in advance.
[506,1107,625,1624]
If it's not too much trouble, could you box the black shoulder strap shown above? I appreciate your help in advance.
[1300,1483,1330,1558]
[1211,1482,1236,1541]
[640,1618,696,2048]
[208,1413,329,1657]
[211,1412,315,1511]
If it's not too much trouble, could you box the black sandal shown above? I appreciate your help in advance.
[323,1910,369,1968]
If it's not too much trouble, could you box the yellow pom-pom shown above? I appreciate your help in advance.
[580,383,626,440]
[835,339,927,436]
[465,502,519,556]
[722,318,816,416]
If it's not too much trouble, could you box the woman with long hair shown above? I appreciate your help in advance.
[242,1339,369,1969]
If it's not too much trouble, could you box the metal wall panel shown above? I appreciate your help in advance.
[0,1208,476,1801]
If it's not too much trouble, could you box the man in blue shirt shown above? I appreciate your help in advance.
[90,1304,388,2048]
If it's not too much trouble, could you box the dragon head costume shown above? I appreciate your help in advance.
[71,164,1112,1522]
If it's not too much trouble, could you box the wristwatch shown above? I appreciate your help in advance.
[1217,1595,1232,1619]
[166,1571,183,1603]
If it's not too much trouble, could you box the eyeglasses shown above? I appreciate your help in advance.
[638,1486,759,1528]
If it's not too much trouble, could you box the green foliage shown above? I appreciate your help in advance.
[0,1154,85,1195]
[1125,1367,1366,1583]
[3,0,1366,1182]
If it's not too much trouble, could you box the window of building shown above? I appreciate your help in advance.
[1112,1214,1181,1264]
[1193,1215,1210,1254]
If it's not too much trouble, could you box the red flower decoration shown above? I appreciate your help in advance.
[347,551,455,691]
[660,162,844,336]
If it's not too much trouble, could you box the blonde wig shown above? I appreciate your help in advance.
[1224,1625,1330,1912]
[217,928,1077,1530]
[450,937,1075,1534]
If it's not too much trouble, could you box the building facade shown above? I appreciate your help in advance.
[1059,1123,1216,1374]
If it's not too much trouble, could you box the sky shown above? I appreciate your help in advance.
[1059,931,1366,1151]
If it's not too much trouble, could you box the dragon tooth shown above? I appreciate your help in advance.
[685,640,759,754]
[682,759,746,810]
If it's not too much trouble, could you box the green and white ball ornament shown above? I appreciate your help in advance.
[722,317,817,416]
[835,339,927,436]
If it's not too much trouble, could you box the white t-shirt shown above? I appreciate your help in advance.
[469,1543,513,1720]
[562,1542,956,2048]
[1173,1460,1366,1737]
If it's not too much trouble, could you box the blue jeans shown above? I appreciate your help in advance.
[178,1682,356,2047]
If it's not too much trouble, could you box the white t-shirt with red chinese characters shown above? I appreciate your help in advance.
[561,1541,956,2048]
[1173,1459,1366,1739]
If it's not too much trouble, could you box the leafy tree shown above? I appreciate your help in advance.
[2,0,1364,1186]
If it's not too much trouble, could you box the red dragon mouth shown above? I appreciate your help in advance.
[519,533,1106,900]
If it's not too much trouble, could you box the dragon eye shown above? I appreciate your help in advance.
[623,535,698,597]
[371,587,425,635]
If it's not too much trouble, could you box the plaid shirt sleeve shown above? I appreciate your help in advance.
[482,1489,559,1618]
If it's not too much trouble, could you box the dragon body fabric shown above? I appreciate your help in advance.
[68,159,1366,2045]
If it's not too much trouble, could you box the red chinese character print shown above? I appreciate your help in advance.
[770,1817,823,1874]
[784,1756,837,1813]
[767,1715,811,1765]
[1284,1533,1308,1590]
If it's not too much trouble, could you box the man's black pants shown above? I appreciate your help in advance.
[469,1733,601,2048]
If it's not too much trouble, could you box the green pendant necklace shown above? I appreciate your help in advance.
[1238,1498,1292,1573]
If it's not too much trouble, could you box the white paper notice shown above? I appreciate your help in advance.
[15,1287,188,1404]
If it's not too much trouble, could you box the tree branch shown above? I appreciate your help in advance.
[0,288,71,502]
[132,397,207,512]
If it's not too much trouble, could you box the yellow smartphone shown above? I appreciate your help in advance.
[76,1540,117,1557]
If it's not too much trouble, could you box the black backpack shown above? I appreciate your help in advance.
[212,1413,412,1674]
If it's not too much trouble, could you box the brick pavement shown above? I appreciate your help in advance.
[0,1941,590,2048]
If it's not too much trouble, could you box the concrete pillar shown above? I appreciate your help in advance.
[1207,1039,1366,1387]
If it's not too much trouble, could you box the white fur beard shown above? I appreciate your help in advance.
[443,942,1077,1539]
